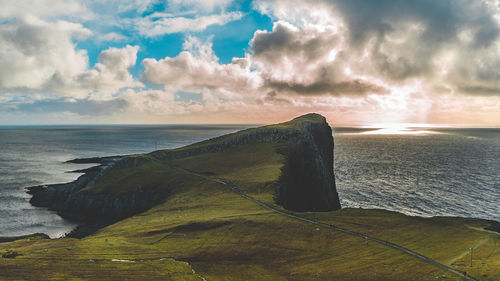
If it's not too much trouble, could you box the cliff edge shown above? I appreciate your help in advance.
[28,113,341,227]
[276,114,340,211]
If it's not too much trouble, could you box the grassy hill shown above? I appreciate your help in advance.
[1,114,499,280]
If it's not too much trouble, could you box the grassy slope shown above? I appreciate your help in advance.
[1,116,499,280]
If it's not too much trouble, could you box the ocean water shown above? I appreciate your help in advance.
[334,127,500,221]
[0,125,498,238]
[0,125,249,237]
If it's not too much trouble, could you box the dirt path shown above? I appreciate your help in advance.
[447,238,489,266]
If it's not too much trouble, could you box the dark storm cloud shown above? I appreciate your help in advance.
[265,78,386,96]
[328,0,500,81]
[457,85,500,96]
[249,21,388,97]
[331,0,499,47]
[251,22,338,63]
[255,0,500,97]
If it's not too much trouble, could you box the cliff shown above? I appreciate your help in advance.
[28,113,341,226]
[276,115,340,211]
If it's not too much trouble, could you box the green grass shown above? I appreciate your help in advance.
[1,114,499,280]
[3,174,497,280]
[82,161,175,195]
[150,113,324,159]
[172,142,284,195]
[1,175,499,280]
[2,158,498,280]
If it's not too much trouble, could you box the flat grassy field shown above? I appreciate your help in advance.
[1,116,498,280]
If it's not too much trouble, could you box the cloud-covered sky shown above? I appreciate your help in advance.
[1,0,499,126]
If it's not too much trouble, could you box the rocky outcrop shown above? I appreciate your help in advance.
[29,181,163,222]
[27,113,341,232]
[152,113,341,211]
[276,115,341,211]
[27,156,165,223]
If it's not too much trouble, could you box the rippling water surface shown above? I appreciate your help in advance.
[334,127,500,221]
[0,125,498,237]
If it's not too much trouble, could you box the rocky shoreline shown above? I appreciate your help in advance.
[25,156,123,237]
[25,155,169,238]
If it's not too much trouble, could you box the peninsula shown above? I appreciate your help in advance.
[1,114,499,280]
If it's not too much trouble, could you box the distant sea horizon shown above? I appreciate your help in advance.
[0,124,498,238]
[2,123,500,128]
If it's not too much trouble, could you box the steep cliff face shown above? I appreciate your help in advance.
[276,115,340,211]
[28,113,341,226]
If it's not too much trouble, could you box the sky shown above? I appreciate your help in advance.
[0,0,499,126]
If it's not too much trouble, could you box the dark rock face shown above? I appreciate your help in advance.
[28,157,163,224]
[30,182,162,222]
[275,115,341,211]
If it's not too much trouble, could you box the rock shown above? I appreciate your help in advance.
[275,114,341,211]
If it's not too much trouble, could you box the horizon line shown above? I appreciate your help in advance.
[1,123,500,129]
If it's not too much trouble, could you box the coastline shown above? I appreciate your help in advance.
[18,154,500,240]
[15,130,500,240]
[1,123,498,241]
[25,155,124,238]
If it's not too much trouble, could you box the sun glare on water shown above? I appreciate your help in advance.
[360,124,440,135]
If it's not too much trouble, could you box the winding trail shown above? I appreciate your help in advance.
[168,164,476,281]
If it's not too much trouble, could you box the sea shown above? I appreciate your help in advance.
[0,125,499,238]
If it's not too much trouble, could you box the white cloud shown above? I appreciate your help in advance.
[142,36,260,97]
[136,11,243,37]
[0,15,141,98]
[0,16,91,92]
[75,45,143,98]
[250,21,386,96]
[167,0,234,13]
[0,0,89,20]
[113,0,157,14]
[122,89,175,113]
[97,32,127,42]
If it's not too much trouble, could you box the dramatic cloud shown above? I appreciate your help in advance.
[142,24,386,99]
[1,0,500,125]
[142,36,261,98]
[251,21,387,96]
[331,0,499,47]
[254,0,500,97]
